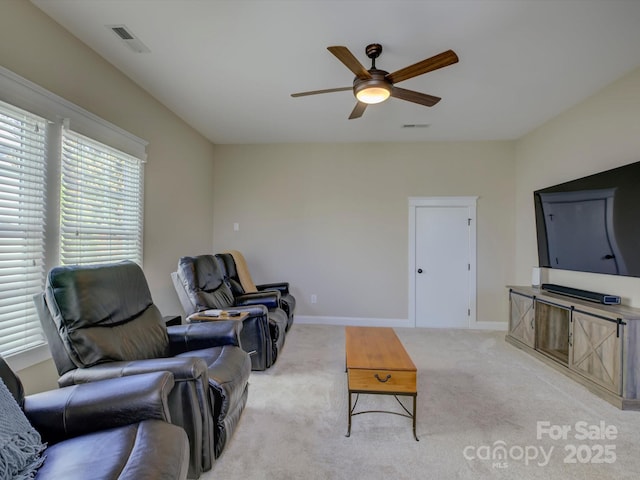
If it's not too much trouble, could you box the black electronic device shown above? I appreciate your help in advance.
[534,160,640,278]
[541,283,621,305]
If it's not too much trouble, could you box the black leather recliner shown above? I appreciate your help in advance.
[173,255,288,369]
[171,269,272,371]
[34,261,251,479]
[0,355,189,480]
[216,251,296,330]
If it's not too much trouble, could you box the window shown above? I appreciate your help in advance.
[0,67,147,364]
[60,129,143,266]
[0,101,48,356]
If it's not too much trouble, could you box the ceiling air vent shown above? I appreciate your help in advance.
[402,124,430,129]
[107,25,151,53]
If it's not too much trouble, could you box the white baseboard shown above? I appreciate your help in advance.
[296,315,508,331]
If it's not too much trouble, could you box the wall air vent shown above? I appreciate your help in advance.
[107,25,151,53]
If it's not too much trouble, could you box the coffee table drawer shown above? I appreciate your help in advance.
[348,369,416,393]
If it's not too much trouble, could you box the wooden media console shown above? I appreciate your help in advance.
[507,286,640,410]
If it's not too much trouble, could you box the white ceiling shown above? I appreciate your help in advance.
[32,0,640,145]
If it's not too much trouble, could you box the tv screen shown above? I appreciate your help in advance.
[534,161,640,278]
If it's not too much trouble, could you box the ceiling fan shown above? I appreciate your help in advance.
[291,43,459,119]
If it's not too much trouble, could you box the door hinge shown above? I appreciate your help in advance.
[468,309,471,316]
[468,218,471,226]
[468,264,471,271]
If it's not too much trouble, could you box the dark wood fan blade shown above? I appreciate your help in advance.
[328,46,372,79]
[349,102,367,119]
[386,50,458,84]
[391,87,441,107]
[291,86,352,97]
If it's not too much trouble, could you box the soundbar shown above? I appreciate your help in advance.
[541,283,621,305]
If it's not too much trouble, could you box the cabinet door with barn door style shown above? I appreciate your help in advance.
[570,310,623,395]
[509,290,535,348]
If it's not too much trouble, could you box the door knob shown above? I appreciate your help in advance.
[417,268,423,274]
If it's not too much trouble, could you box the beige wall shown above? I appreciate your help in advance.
[514,66,640,306]
[2,0,215,389]
[12,358,59,395]
[212,142,515,324]
[1,0,215,316]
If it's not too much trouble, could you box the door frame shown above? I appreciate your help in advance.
[408,196,478,328]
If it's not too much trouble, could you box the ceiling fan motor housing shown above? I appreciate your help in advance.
[353,69,392,104]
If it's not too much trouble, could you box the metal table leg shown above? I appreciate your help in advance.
[346,391,352,437]
[413,394,419,441]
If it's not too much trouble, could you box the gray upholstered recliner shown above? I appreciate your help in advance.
[173,254,288,369]
[34,261,251,479]
[0,355,189,480]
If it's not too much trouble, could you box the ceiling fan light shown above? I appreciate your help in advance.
[356,86,391,104]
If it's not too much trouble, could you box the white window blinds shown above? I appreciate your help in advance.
[0,101,47,356]
[60,129,144,266]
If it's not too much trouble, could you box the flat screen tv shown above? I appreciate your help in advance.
[534,161,640,278]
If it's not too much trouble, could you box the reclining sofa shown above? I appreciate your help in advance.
[173,254,288,370]
[0,355,189,480]
[216,251,296,330]
[34,261,251,478]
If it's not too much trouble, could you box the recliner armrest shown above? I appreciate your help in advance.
[256,282,290,295]
[167,321,242,355]
[224,304,269,318]
[57,357,209,387]
[236,290,280,309]
[24,371,174,444]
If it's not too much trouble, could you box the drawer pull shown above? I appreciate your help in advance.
[374,374,391,383]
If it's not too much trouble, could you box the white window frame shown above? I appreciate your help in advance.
[59,127,144,266]
[0,66,147,370]
[0,102,49,366]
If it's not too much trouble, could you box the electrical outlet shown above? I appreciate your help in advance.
[310,294,317,304]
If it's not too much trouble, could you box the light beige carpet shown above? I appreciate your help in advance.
[203,324,640,479]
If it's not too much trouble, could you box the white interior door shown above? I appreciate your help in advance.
[411,199,475,328]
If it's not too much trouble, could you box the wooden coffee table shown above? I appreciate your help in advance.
[345,326,418,441]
